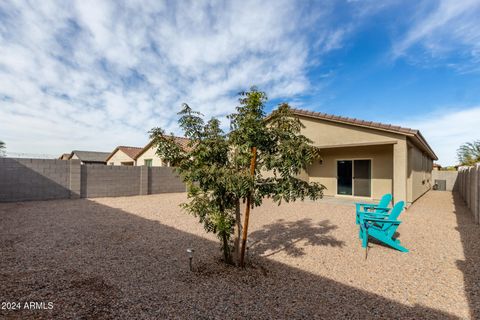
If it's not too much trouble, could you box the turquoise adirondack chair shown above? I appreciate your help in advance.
[355,193,392,225]
[359,201,408,252]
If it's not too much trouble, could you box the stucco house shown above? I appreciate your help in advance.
[135,136,190,167]
[68,150,111,165]
[106,146,143,166]
[291,109,437,205]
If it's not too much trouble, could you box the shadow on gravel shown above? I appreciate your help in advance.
[452,192,480,320]
[0,198,460,319]
[249,218,344,257]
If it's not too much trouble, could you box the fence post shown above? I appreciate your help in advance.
[139,166,149,195]
[69,160,81,199]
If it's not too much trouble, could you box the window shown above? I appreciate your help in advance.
[144,159,153,167]
[109,162,114,165]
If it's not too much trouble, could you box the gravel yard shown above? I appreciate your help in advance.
[1,191,478,319]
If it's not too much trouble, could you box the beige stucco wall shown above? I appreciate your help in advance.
[407,142,433,203]
[135,145,166,167]
[298,116,410,203]
[306,144,393,201]
[107,150,135,166]
[299,116,404,148]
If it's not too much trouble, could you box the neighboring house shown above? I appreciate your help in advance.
[106,146,143,166]
[433,163,442,171]
[135,136,190,167]
[68,150,111,165]
[290,109,437,205]
[58,153,70,160]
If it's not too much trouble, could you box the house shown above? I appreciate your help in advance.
[291,109,437,205]
[58,153,70,160]
[135,136,190,166]
[68,150,111,165]
[105,146,143,166]
[433,163,442,171]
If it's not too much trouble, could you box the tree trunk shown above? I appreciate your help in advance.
[233,199,242,265]
[239,147,257,267]
[222,231,232,264]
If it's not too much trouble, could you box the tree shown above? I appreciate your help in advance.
[150,88,325,266]
[0,140,5,157]
[457,140,480,166]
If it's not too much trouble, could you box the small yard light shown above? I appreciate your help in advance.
[187,248,195,271]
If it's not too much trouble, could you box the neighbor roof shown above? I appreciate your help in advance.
[134,136,191,160]
[289,108,438,160]
[69,150,111,162]
[105,146,143,162]
[58,153,70,160]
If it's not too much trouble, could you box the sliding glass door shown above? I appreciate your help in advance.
[337,160,353,195]
[337,159,371,197]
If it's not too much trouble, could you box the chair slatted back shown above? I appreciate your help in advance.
[377,194,392,210]
[382,201,405,234]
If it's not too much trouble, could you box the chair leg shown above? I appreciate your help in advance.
[361,228,368,249]
[383,237,409,252]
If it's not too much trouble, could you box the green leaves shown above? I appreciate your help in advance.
[149,88,326,264]
[457,140,480,166]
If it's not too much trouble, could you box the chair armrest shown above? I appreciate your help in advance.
[357,210,388,216]
[356,203,376,208]
[362,217,401,224]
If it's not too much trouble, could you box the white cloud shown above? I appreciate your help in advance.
[0,0,352,156]
[392,0,480,71]
[401,106,480,166]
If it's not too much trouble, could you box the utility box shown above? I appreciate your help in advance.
[434,179,447,191]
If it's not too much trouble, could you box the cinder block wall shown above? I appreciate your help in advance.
[149,167,186,193]
[0,158,186,202]
[81,165,141,198]
[0,158,71,201]
[457,164,480,224]
[431,171,459,191]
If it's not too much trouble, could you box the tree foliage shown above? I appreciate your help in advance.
[457,140,480,166]
[150,88,325,264]
[0,140,5,157]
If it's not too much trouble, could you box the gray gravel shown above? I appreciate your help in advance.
[0,191,478,319]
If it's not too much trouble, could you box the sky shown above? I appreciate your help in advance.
[0,0,479,165]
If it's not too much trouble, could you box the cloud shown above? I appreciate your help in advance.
[400,106,480,166]
[392,0,480,72]
[0,0,353,156]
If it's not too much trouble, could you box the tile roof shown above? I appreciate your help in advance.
[69,150,111,162]
[288,108,438,160]
[290,108,418,135]
[135,136,192,160]
[118,146,143,159]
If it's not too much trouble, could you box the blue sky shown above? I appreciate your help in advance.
[0,0,479,165]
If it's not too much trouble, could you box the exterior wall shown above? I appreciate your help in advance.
[299,116,404,147]
[81,165,140,197]
[149,167,186,193]
[306,144,393,201]
[0,158,73,201]
[432,170,459,191]
[458,164,480,224]
[0,158,185,202]
[407,142,433,203]
[135,145,166,167]
[299,116,408,203]
[107,150,135,166]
